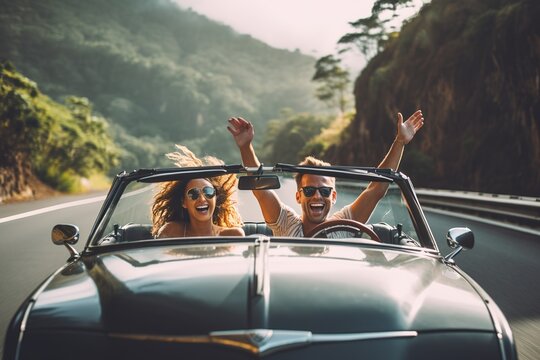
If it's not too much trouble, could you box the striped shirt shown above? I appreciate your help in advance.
[267,204,353,237]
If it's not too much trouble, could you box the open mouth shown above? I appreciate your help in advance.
[309,203,325,215]
[196,205,209,213]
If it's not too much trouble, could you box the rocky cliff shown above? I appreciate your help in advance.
[326,0,540,196]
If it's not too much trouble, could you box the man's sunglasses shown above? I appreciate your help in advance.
[300,186,333,198]
[186,186,216,200]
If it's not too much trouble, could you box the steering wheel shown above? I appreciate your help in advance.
[305,219,381,242]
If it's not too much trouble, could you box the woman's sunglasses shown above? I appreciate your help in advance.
[300,186,333,198]
[186,186,216,200]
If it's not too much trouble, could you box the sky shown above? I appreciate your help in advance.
[174,0,373,56]
[173,0,425,74]
[173,0,376,73]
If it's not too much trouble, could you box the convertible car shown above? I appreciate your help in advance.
[3,164,517,359]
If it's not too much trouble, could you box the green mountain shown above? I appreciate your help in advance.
[327,0,540,196]
[0,0,321,168]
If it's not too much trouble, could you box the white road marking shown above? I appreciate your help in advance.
[424,207,540,237]
[0,185,155,225]
[0,195,106,224]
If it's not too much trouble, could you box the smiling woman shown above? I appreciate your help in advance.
[151,145,244,238]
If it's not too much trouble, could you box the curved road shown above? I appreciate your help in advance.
[0,191,539,359]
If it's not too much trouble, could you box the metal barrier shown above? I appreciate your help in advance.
[337,179,539,231]
[415,189,540,230]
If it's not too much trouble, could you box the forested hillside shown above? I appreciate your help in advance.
[0,62,118,202]
[326,0,539,196]
[3,0,536,198]
[0,0,321,169]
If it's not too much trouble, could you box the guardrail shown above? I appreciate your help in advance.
[415,188,540,230]
[338,180,539,231]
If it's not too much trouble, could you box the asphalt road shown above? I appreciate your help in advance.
[0,192,107,358]
[426,211,540,359]
[0,190,538,359]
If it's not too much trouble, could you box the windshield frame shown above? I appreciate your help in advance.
[84,164,438,253]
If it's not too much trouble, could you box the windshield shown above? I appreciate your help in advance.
[89,173,426,248]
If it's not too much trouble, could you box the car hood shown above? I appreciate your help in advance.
[27,241,494,335]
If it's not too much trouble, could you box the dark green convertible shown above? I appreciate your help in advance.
[3,164,517,359]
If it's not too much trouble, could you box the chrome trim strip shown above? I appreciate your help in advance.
[244,166,275,173]
[14,264,70,360]
[14,301,35,360]
[312,331,418,342]
[254,236,270,296]
[109,329,418,355]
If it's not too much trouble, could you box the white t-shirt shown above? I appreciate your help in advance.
[267,204,353,237]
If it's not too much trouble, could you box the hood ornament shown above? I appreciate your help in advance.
[209,329,311,355]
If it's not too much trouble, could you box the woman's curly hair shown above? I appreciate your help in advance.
[151,145,242,235]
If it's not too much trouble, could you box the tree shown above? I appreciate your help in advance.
[312,55,350,114]
[338,0,416,59]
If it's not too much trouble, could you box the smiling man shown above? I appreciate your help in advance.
[227,111,424,236]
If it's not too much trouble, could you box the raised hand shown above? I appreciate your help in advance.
[395,110,424,145]
[227,117,254,149]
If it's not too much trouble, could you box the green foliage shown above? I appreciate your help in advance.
[338,0,415,59]
[302,112,354,159]
[0,73,41,161]
[312,55,351,114]
[0,62,119,191]
[260,112,333,164]
[0,0,322,171]
[109,124,171,172]
[197,127,242,164]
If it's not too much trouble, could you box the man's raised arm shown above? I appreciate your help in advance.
[349,110,425,222]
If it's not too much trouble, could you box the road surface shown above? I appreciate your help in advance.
[1,189,538,359]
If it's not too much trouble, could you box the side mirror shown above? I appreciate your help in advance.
[444,227,474,263]
[52,224,80,259]
[447,227,474,250]
[238,175,281,190]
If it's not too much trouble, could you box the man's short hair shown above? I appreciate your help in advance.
[294,156,335,188]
